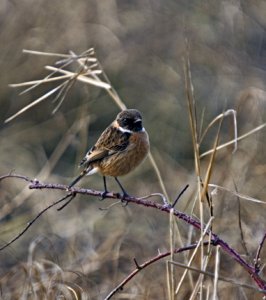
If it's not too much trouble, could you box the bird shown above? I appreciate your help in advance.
[69,109,150,199]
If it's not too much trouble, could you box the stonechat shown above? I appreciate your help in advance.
[69,109,149,198]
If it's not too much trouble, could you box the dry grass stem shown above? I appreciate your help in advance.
[200,114,223,213]
[168,208,175,300]
[45,66,110,89]
[200,123,266,158]
[183,49,206,295]
[175,217,214,295]
[208,184,266,204]
[170,261,264,293]
[5,84,64,123]
[213,246,221,300]
[9,75,72,87]
[199,109,238,153]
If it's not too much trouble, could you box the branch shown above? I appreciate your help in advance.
[104,242,212,300]
[105,241,266,299]
[1,173,266,292]
[0,192,74,251]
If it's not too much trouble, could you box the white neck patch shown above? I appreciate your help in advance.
[117,126,146,133]
[118,126,133,134]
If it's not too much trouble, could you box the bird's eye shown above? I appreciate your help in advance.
[121,118,129,126]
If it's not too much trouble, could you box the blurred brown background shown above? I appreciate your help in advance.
[0,0,266,299]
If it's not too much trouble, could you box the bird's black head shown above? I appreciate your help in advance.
[116,109,143,132]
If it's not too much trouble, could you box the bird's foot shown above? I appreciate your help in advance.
[100,190,109,201]
[120,192,130,206]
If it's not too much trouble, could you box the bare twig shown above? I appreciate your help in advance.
[104,242,212,300]
[57,193,76,211]
[172,184,189,208]
[0,173,33,183]
[0,192,73,251]
[254,232,266,273]
[234,181,250,260]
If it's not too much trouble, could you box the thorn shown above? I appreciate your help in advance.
[211,235,220,246]
[134,258,142,270]
[172,184,189,208]
[254,258,261,274]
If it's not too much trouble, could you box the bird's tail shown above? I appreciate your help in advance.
[68,169,88,188]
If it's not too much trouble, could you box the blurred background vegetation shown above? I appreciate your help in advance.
[0,0,266,298]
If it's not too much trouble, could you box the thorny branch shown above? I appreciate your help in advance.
[105,242,266,300]
[1,173,266,295]
[105,242,213,300]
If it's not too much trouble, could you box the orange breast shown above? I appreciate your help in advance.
[97,131,149,177]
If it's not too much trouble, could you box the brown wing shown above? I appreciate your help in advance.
[80,125,130,167]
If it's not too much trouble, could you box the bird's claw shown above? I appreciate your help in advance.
[100,191,108,201]
[120,192,130,206]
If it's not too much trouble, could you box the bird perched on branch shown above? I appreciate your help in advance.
[69,109,149,199]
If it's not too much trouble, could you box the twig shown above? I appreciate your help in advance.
[254,232,266,273]
[0,193,73,251]
[57,193,76,211]
[234,181,250,260]
[133,258,142,270]
[104,242,212,300]
[0,173,33,183]
[172,184,189,208]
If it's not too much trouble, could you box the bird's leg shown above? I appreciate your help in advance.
[114,177,129,204]
[68,169,87,189]
[100,176,109,200]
